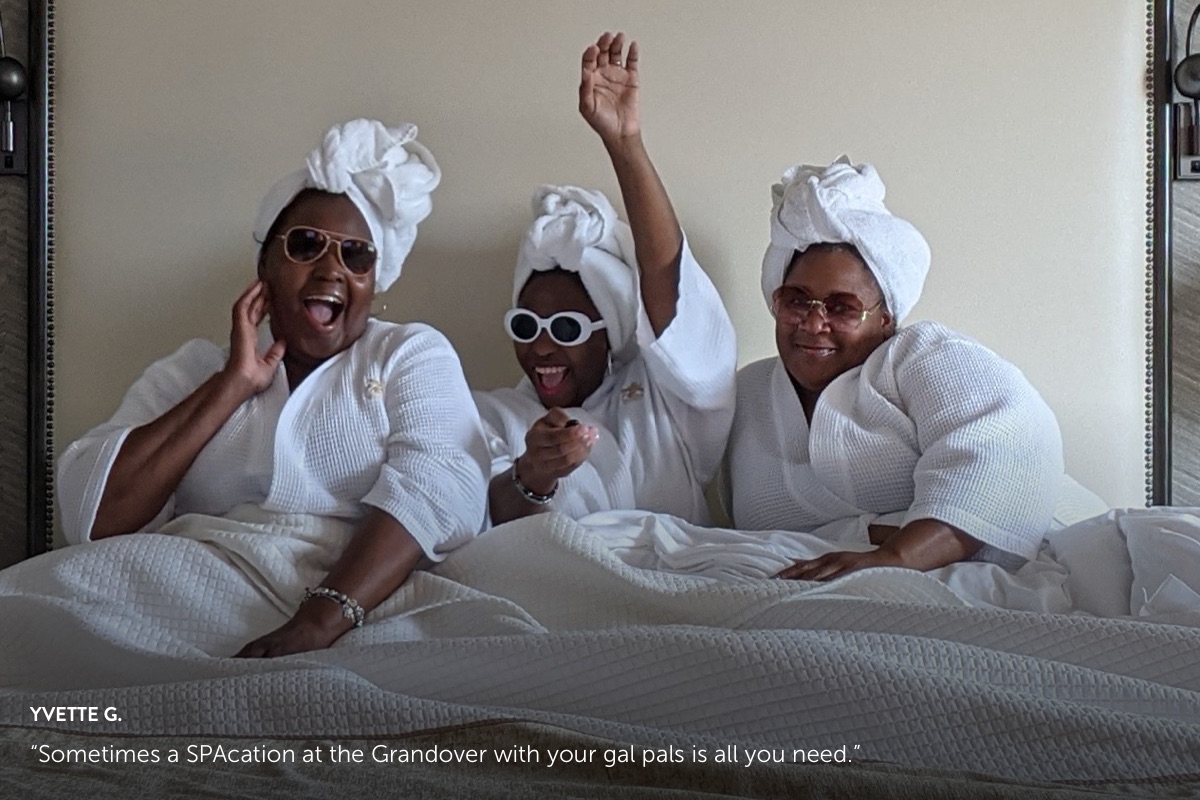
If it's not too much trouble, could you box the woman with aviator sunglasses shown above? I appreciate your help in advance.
[725,157,1072,580]
[56,119,489,657]
[474,32,737,526]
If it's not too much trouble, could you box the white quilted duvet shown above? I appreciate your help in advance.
[2,506,1199,783]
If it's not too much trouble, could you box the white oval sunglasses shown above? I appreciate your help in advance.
[504,309,607,347]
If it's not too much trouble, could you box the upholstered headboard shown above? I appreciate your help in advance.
[35,0,1159,547]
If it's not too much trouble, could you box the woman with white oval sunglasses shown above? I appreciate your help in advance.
[474,32,737,526]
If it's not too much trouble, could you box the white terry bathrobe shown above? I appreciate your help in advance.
[726,158,1067,567]
[58,321,490,559]
[474,186,737,525]
[58,119,489,560]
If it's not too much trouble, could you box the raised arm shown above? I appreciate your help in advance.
[91,281,285,539]
[580,32,682,337]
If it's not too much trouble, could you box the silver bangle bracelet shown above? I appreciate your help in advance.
[302,586,365,628]
[512,460,556,505]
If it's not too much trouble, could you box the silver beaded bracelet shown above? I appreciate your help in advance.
[302,586,365,628]
[512,460,556,505]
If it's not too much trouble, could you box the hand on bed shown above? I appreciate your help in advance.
[580,31,640,147]
[775,548,904,582]
[222,280,286,395]
[518,407,599,495]
[234,598,353,658]
[777,519,984,580]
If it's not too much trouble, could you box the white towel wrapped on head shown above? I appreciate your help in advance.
[513,185,640,365]
[253,118,441,293]
[760,156,930,324]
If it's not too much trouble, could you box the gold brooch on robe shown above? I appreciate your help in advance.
[620,382,644,402]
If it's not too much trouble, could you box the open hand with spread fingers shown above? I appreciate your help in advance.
[580,31,641,147]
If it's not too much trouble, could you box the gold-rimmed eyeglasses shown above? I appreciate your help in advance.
[771,286,883,332]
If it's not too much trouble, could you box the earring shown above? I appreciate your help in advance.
[371,295,389,317]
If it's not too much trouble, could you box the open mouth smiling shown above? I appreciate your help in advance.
[303,293,345,329]
[533,365,570,395]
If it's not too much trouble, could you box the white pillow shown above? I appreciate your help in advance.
[1045,510,1132,617]
[1121,509,1200,618]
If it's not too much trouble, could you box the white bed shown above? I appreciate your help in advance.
[2,507,1199,797]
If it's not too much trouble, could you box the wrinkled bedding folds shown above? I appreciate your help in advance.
[2,506,1199,784]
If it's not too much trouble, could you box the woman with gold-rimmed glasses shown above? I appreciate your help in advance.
[725,158,1075,580]
[56,119,489,657]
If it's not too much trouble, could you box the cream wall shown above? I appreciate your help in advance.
[54,0,1149,511]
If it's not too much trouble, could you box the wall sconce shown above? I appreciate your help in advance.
[0,7,28,176]
[1176,5,1200,179]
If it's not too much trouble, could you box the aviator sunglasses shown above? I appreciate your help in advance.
[276,226,378,275]
[504,309,607,347]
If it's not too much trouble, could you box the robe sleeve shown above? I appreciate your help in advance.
[472,390,519,480]
[637,235,737,412]
[361,327,489,559]
[893,330,1064,561]
[56,339,226,545]
[633,235,738,486]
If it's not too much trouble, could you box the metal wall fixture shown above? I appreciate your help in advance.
[1174,3,1200,178]
[0,6,28,176]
